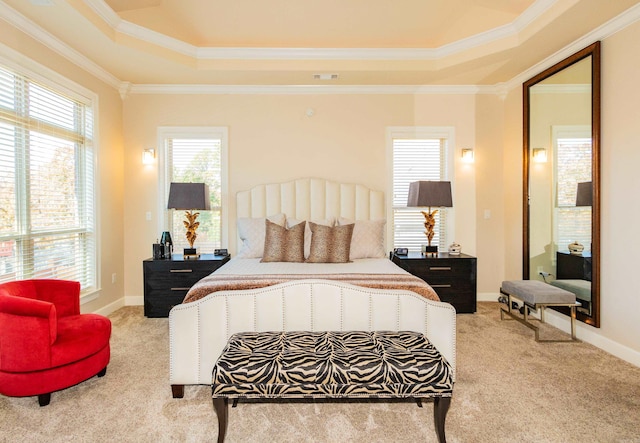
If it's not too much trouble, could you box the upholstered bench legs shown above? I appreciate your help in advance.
[212,398,228,443]
[212,396,450,443]
[500,280,580,342]
[434,396,452,442]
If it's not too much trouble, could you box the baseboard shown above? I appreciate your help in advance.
[543,309,640,367]
[480,291,640,368]
[93,297,125,317]
[125,295,144,306]
[478,292,500,302]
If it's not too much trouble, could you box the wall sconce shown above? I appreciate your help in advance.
[461,148,474,163]
[142,148,155,165]
[532,148,547,163]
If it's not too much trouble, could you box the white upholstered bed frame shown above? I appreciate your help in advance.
[168,178,457,396]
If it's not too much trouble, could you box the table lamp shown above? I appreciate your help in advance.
[575,181,593,207]
[407,181,453,255]
[167,182,211,258]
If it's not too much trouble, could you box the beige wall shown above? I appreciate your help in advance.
[599,22,640,354]
[502,88,525,281]
[475,94,506,294]
[122,93,483,299]
[0,24,125,315]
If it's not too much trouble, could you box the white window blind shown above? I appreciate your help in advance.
[0,64,96,291]
[392,137,448,251]
[163,136,223,253]
[555,137,592,251]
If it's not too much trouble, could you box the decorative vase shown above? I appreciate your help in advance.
[568,241,584,255]
[160,231,173,259]
[448,242,461,255]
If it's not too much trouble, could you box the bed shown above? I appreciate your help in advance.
[168,178,456,397]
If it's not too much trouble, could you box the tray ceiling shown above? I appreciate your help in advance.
[5,0,640,87]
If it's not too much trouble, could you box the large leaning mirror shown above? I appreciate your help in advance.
[523,41,600,327]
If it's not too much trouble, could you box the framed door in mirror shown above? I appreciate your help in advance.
[523,41,600,327]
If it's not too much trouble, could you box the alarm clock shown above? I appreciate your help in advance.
[394,247,409,256]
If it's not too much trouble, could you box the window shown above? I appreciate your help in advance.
[159,127,228,254]
[0,63,96,292]
[388,127,452,252]
[553,126,592,251]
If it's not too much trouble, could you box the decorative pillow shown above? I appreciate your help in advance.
[306,222,354,263]
[236,213,286,258]
[338,218,386,259]
[261,220,306,263]
[287,217,335,258]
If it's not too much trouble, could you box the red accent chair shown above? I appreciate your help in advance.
[0,279,111,406]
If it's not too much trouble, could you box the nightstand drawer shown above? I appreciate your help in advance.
[144,260,208,272]
[427,278,474,292]
[402,260,473,278]
[145,269,212,290]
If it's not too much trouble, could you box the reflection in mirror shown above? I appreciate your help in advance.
[523,42,600,327]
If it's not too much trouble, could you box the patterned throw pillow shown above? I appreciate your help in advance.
[286,217,335,258]
[236,213,286,258]
[338,218,386,259]
[261,219,306,263]
[306,221,354,263]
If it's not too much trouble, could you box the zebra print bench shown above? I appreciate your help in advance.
[211,330,454,443]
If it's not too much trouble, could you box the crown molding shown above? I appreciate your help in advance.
[128,84,501,95]
[0,1,121,89]
[503,2,640,93]
[81,0,122,28]
[83,0,558,61]
[431,0,557,60]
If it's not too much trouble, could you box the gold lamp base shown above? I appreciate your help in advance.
[183,248,199,259]
[420,208,438,255]
[182,210,201,258]
[422,245,438,255]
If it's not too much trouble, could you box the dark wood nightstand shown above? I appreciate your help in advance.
[392,251,477,313]
[143,254,230,317]
[556,251,592,281]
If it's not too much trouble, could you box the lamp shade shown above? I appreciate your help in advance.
[167,182,211,210]
[575,181,593,207]
[407,181,453,208]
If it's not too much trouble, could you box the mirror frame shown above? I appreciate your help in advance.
[523,41,601,327]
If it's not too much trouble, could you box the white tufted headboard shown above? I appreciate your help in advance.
[236,177,384,221]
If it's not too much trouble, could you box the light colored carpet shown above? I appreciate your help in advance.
[1,302,639,442]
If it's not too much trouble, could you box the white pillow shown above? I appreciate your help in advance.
[287,217,335,258]
[236,213,286,258]
[338,218,386,259]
